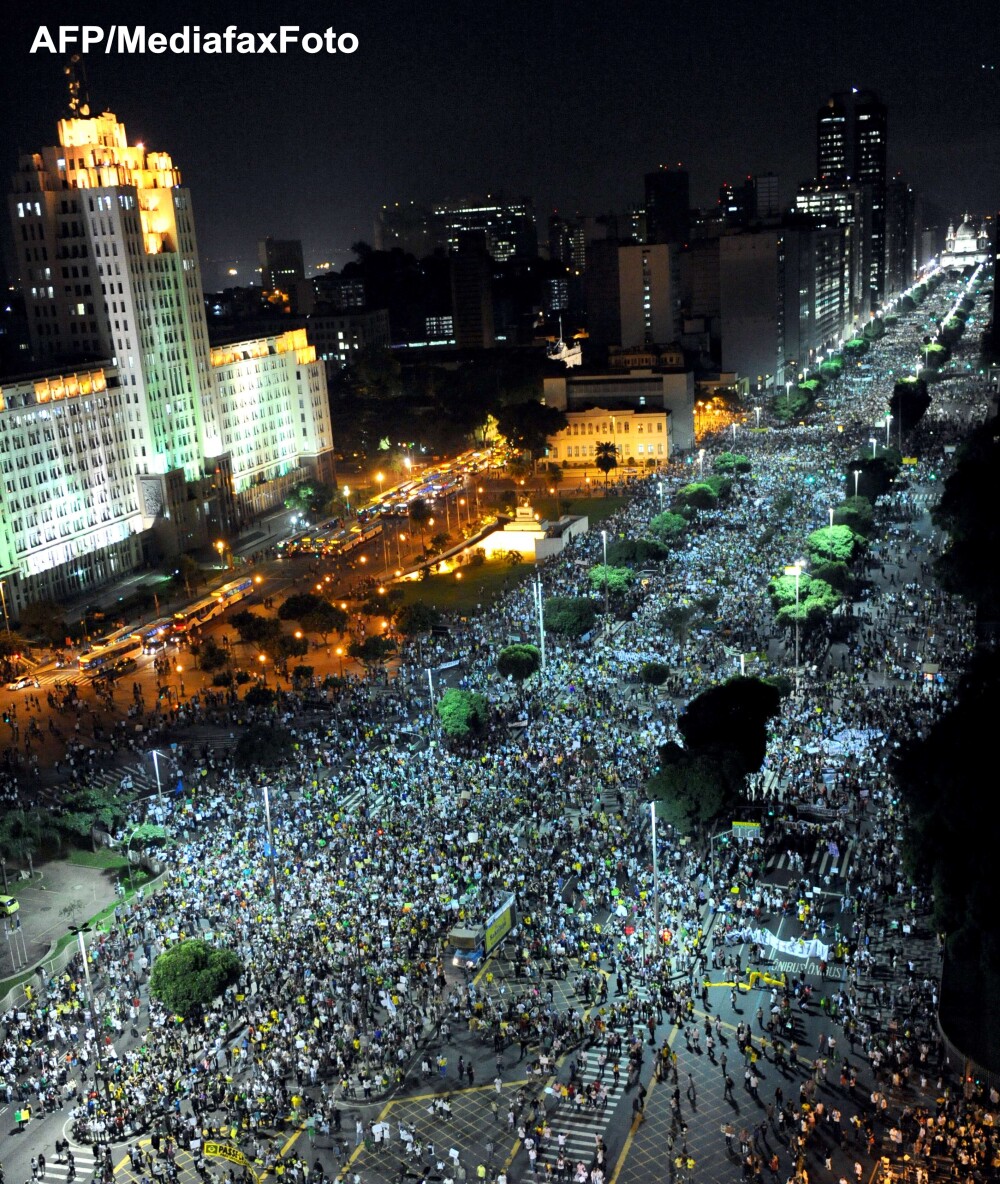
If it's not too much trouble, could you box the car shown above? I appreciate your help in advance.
[6,676,39,691]
[0,895,19,916]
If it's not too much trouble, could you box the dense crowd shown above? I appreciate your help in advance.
[2,267,998,1184]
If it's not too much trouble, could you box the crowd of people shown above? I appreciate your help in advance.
[2,266,998,1184]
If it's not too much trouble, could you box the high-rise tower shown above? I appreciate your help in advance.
[816,90,887,303]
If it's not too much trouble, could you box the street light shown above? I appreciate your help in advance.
[650,801,660,955]
[150,749,165,803]
[335,646,345,677]
[754,406,761,429]
[214,539,227,568]
[258,653,267,684]
[376,471,384,503]
[175,664,184,697]
[697,449,705,479]
[869,437,877,459]
[261,784,281,917]
[785,380,791,413]
[69,924,109,1095]
[853,469,861,498]
[601,529,609,635]
[828,507,835,530]
[343,485,351,516]
[784,560,807,693]
[656,481,664,510]
[884,414,892,448]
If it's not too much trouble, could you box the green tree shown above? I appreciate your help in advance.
[408,497,433,552]
[833,496,874,537]
[673,483,718,512]
[284,481,333,517]
[437,687,489,739]
[266,633,310,662]
[497,643,541,683]
[300,601,349,643]
[659,604,697,652]
[594,441,618,489]
[278,593,324,621]
[805,524,863,565]
[348,635,397,671]
[395,602,443,637]
[199,638,229,673]
[589,565,635,595]
[648,511,688,543]
[543,596,597,638]
[495,400,568,460]
[229,611,282,646]
[149,939,244,1017]
[713,452,752,475]
[890,377,931,434]
[639,661,670,693]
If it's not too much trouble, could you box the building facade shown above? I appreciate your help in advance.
[4,108,335,606]
[544,406,670,470]
[618,243,682,347]
[544,369,695,453]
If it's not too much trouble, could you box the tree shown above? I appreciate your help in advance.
[932,416,1000,621]
[713,452,752,475]
[16,599,66,645]
[199,638,229,673]
[659,604,697,652]
[395,602,442,637]
[495,400,568,460]
[409,497,433,552]
[774,578,841,627]
[805,524,864,565]
[606,538,672,567]
[639,661,670,690]
[266,633,310,663]
[233,724,293,769]
[300,602,349,643]
[543,596,597,638]
[890,377,931,434]
[437,688,489,740]
[348,635,397,671]
[149,939,243,1017]
[284,481,333,517]
[278,593,324,621]
[497,643,541,683]
[594,441,618,489]
[832,496,874,537]
[229,611,282,646]
[589,565,635,596]
[673,483,718,512]
[648,512,688,543]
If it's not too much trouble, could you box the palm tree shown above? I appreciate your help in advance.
[594,441,618,491]
[408,497,432,554]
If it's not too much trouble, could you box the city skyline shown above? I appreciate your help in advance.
[1,0,998,277]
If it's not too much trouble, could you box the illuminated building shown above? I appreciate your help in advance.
[434,196,537,261]
[544,406,670,469]
[4,106,334,608]
[257,237,304,292]
[816,90,887,303]
[618,244,682,347]
[306,308,391,379]
[544,369,694,452]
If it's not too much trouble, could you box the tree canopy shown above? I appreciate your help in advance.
[606,538,672,567]
[497,643,541,682]
[713,452,752,475]
[543,596,596,637]
[673,483,719,511]
[495,400,567,458]
[436,688,489,739]
[149,939,244,1017]
[588,564,635,595]
[805,524,864,565]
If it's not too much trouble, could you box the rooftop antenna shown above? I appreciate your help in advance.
[64,54,91,118]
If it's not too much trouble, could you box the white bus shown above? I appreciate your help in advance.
[79,636,143,678]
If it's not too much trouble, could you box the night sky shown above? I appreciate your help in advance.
[1,0,997,282]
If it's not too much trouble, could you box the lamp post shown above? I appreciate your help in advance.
[601,529,609,634]
[650,801,660,955]
[395,530,406,567]
[376,471,384,504]
[828,507,835,530]
[69,923,109,1095]
[697,449,705,479]
[0,579,11,637]
[656,481,664,511]
[258,653,267,684]
[343,485,351,517]
[853,469,861,498]
[785,381,791,413]
[175,664,185,698]
[150,749,165,804]
[869,437,877,459]
[261,784,282,916]
[784,560,807,693]
[884,414,892,449]
[214,539,227,569]
[335,646,345,677]
[754,406,761,429]
[533,576,546,675]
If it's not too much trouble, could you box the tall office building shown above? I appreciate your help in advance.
[258,237,304,292]
[618,244,681,347]
[4,106,333,608]
[719,229,789,391]
[644,168,690,245]
[374,201,445,257]
[435,195,537,261]
[816,90,887,303]
[795,181,872,324]
[884,177,916,296]
[449,234,495,349]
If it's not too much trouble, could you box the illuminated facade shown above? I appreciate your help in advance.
[0,365,143,608]
[5,109,334,607]
[545,407,670,468]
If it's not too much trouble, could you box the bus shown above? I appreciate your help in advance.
[172,595,225,634]
[79,636,143,678]
[88,625,138,652]
[216,576,254,608]
[339,521,382,556]
[141,617,174,652]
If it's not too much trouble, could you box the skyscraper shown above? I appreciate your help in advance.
[435,195,537,261]
[258,237,304,292]
[644,168,690,245]
[816,90,887,303]
[4,104,333,607]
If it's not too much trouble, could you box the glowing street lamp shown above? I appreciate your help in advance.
[754,406,761,429]
[258,653,267,684]
[783,559,807,692]
[697,449,705,479]
[601,529,609,634]
[853,469,861,498]
[885,413,892,448]
[214,539,227,568]
[869,437,877,459]
[343,485,351,515]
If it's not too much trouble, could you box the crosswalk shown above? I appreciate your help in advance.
[45,1148,99,1183]
[767,838,859,883]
